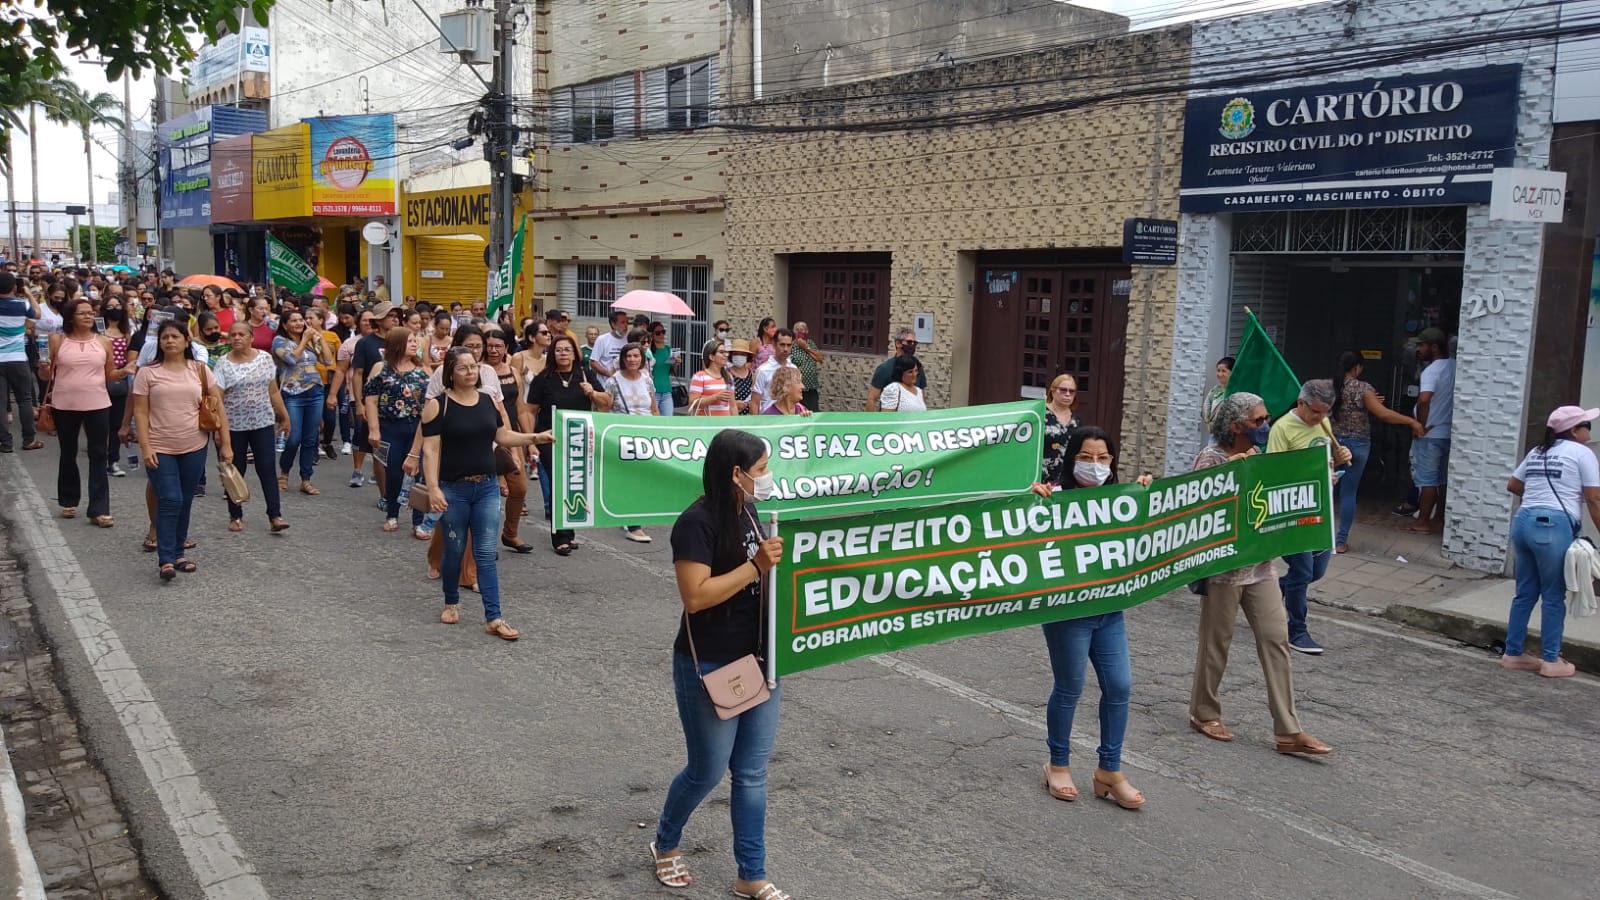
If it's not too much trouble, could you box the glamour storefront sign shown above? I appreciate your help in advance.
[1179,64,1521,213]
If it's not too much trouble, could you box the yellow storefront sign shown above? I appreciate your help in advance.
[252,123,311,219]
[403,185,492,238]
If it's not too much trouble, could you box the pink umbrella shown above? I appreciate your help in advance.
[310,277,337,297]
[613,290,695,318]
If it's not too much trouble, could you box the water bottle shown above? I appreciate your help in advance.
[275,433,286,454]
[396,474,416,510]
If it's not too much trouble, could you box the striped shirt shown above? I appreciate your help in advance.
[689,370,732,415]
[0,295,38,363]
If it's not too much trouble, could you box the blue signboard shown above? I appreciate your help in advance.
[1179,65,1521,213]
[159,106,268,229]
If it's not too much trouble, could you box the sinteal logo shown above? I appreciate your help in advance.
[1219,97,1256,140]
[563,414,593,525]
[1248,480,1320,530]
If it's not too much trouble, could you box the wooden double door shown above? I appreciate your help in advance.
[970,265,1130,439]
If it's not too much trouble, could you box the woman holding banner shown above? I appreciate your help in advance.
[1188,392,1332,756]
[526,335,611,556]
[1036,426,1146,809]
[652,429,789,900]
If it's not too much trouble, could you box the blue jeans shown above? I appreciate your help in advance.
[151,448,206,566]
[535,444,553,518]
[1507,506,1575,661]
[1279,549,1330,641]
[1041,613,1131,771]
[279,385,325,481]
[1412,437,1450,488]
[656,652,782,882]
[1334,435,1371,547]
[439,477,502,620]
[379,419,423,526]
[226,426,282,521]
[656,390,674,417]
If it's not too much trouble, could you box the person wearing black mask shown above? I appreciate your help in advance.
[865,327,926,412]
[99,294,134,475]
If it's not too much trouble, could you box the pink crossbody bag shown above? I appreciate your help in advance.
[682,512,772,719]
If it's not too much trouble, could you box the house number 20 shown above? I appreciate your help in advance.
[1466,289,1505,320]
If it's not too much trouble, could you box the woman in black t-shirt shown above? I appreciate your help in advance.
[525,334,611,555]
[420,348,550,641]
[651,430,789,900]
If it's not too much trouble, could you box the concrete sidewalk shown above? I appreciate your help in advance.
[1316,517,1600,673]
[1,722,48,900]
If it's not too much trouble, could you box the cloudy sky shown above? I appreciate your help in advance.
[6,0,1303,207]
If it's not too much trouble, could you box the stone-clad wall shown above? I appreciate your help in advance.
[723,27,1189,473]
[1169,0,1560,572]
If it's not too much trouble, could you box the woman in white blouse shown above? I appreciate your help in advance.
[608,341,658,543]
[878,354,927,412]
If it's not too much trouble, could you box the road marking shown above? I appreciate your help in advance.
[593,537,1518,898]
[0,723,47,900]
[1,457,268,899]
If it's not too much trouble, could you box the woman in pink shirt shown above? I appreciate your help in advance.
[133,321,233,581]
[42,299,120,526]
[687,339,734,416]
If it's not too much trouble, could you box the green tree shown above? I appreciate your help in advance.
[70,225,119,264]
[44,79,122,266]
[0,1,275,131]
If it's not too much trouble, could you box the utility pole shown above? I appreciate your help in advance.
[488,0,515,273]
[121,71,137,266]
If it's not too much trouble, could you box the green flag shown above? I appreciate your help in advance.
[489,216,524,320]
[265,233,318,294]
[1226,310,1300,417]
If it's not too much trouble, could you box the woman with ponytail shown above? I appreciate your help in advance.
[1329,351,1425,554]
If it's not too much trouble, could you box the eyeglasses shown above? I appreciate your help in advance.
[1250,415,1271,425]
[1580,422,1594,430]
[1055,387,1076,395]
[652,330,665,336]
[536,330,551,337]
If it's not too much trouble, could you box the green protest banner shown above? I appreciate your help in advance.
[774,446,1333,676]
[553,402,1046,529]
[266,233,319,294]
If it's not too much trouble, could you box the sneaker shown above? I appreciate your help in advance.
[1,445,12,453]
[1390,503,1418,517]
[321,441,337,460]
[624,527,652,543]
[194,484,206,497]
[1539,658,1576,678]
[348,471,365,488]
[341,442,352,455]
[109,462,127,477]
[376,497,387,511]
[1288,634,1324,655]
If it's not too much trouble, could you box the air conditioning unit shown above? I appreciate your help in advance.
[438,7,495,65]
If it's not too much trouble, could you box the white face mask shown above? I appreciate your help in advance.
[742,470,776,501]
[1073,461,1112,487]
[717,329,729,339]
[730,354,749,367]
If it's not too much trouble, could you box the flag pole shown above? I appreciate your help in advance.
[766,510,779,689]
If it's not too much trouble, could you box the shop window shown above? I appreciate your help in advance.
[788,254,892,354]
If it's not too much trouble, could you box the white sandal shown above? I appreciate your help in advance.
[734,884,791,900]
[650,841,691,888]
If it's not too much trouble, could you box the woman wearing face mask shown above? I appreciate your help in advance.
[195,312,229,366]
[1036,426,1148,810]
[526,334,612,555]
[877,355,926,412]
[752,317,778,368]
[41,299,118,526]
[272,310,332,495]
[214,321,290,533]
[1188,392,1331,756]
[725,339,755,415]
[100,295,134,477]
[650,429,788,899]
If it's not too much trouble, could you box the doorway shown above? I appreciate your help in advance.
[970,262,1130,438]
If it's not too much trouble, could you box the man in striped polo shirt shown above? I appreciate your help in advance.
[0,271,42,452]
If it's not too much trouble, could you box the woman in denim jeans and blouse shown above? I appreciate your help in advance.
[420,347,550,641]
[1032,425,1147,810]
[1501,405,1600,679]
[1329,352,1425,554]
[652,429,790,900]
[272,309,332,495]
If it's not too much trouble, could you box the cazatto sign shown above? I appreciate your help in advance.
[1179,64,1521,213]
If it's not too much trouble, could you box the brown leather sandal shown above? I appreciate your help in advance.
[485,619,519,641]
[1189,718,1234,742]
[440,605,460,625]
[1274,732,1332,756]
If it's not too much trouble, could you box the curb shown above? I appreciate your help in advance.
[1384,604,1600,675]
[0,724,48,900]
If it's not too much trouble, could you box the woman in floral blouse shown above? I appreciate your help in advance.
[214,321,291,533]
[1038,373,1082,488]
[363,327,432,533]
[273,309,333,495]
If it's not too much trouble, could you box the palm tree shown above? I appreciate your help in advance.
[44,79,121,266]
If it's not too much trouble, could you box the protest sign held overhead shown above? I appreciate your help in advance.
[552,402,1046,529]
[773,447,1334,675]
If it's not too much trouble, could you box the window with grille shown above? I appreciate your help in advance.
[574,263,617,318]
[788,254,892,354]
[653,263,712,372]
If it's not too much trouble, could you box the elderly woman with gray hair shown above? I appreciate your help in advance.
[1188,390,1332,756]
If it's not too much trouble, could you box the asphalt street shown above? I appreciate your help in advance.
[2,445,1596,900]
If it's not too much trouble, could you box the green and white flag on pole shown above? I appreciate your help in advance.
[489,216,525,320]
[265,233,319,294]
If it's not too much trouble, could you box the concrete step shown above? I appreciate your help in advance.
[0,723,48,900]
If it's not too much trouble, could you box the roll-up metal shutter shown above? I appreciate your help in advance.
[1227,256,1291,355]
[415,236,490,306]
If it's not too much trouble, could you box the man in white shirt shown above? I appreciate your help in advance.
[1408,327,1455,534]
[589,309,631,378]
[752,327,798,409]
